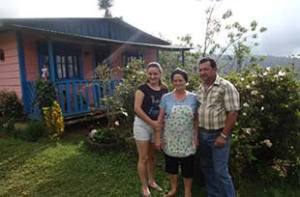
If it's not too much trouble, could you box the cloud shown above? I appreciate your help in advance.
[254,0,300,56]
[0,0,21,17]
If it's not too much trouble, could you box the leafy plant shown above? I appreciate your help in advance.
[35,80,56,109]
[21,121,45,142]
[0,90,23,131]
[42,101,65,141]
[92,128,121,144]
[225,65,300,185]
[112,59,147,124]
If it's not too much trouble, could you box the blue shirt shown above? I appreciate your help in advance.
[160,91,198,117]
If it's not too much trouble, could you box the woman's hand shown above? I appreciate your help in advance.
[151,120,161,130]
[154,136,162,150]
[193,136,199,148]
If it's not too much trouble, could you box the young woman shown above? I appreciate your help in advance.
[133,62,168,197]
[156,68,198,197]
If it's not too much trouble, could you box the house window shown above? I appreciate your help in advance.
[56,55,79,79]
[0,49,4,62]
[38,43,81,80]
[123,52,143,65]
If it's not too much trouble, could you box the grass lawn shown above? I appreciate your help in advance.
[0,130,299,197]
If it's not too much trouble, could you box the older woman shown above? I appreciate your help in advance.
[156,68,198,197]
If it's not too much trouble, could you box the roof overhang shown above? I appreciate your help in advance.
[1,24,190,51]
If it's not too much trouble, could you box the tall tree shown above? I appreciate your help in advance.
[199,0,267,71]
[98,0,113,18]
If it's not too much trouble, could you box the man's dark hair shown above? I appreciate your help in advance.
[198,57,217,69]
[171,68,188,82]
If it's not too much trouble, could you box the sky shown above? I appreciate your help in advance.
[0,0,299,57]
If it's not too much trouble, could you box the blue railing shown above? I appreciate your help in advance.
[24,79,121,119]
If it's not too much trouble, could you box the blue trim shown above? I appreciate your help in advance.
[73,82,78,113]
[47,41,55,82]
[65,81,71,114]
[16,31,30,113]
[24,79,121,118]
[79,47,84,79]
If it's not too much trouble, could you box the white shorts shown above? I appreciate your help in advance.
[133,116,155,142]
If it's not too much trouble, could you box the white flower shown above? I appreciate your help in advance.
[89,129,98,139]
[114,121,120,127]
[266,67,271,71]
[243,112,247,116]
[251,81,256,85]
[262,139,272,148]
[278,70,286,77]
[243,103,249,107]
[251,90,258,95]
[263,72,268,76]
[246,85,251,89]
[260,95,264,99]
[243,128,252,135]
[241,77,245,81]
[261,106,264,111]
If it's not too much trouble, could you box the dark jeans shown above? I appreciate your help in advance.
[198,128,236,197]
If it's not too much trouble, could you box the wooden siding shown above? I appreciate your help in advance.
[0,31,22,97]
[82,46,94,80]
[110,44,158,79]
[110,44,123,68]
[23,33,39,81]
[143,48,158,64]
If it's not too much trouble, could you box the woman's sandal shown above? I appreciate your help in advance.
[141,187,151,197]
[148,181,163,192]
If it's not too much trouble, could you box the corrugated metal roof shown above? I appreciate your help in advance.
[0,18,189,50]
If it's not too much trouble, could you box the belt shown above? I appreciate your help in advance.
[199,127,223,133]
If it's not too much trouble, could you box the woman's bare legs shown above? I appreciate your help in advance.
[183,178,193,197]
[136,140,151,196]
[147,143,162,191]
[164,174,178,196]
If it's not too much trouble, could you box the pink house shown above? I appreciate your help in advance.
[0,18,189,119]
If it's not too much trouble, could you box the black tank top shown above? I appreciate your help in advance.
[138,84,168,120]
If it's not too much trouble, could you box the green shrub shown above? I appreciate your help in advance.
[8,121,45,142]
[0,90,23,130]
[34,80,56,109]
[225,65,300,184]
[112,59,147,124]
[21,121,46,142]
[90,128,125,145]
[42,101,65,141]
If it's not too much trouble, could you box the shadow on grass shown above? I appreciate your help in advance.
[0,137,50,181]
[0,135,205,197]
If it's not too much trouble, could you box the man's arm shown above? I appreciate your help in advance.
[222,111,238,136]
[214,111,238,147]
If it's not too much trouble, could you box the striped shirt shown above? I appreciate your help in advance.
[197,75,240,130]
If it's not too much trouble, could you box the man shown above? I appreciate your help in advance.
[197,57,240,197]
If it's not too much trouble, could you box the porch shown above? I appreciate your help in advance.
[25,79,121,119]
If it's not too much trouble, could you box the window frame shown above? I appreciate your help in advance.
[37,42,82,81]
[123,50,144,65]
